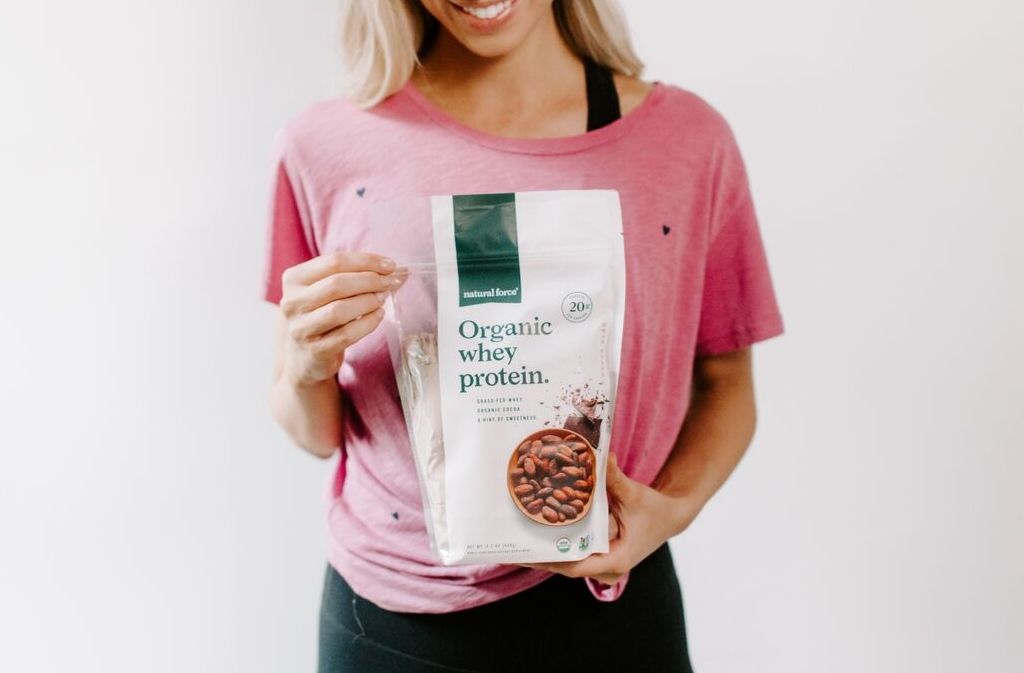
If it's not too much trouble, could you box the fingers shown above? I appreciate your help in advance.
[523,562,619,586]
[284,270,401,316]
[310,306,386,353]
[283,251,396,288]
[288,292,387,342]
[524,540,630,583]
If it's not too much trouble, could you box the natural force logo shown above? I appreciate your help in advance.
[453,193,522,307]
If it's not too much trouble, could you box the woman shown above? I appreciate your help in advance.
[263,1,784,671]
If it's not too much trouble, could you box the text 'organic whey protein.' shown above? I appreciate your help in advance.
[388,190,626,565]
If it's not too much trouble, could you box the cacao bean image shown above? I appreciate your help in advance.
[508,429,598,526]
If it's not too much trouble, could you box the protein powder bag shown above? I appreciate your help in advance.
[381,190,626,565]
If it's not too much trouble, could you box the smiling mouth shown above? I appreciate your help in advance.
[449,0,515,21]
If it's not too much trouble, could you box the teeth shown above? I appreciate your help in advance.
[459,1,511,20]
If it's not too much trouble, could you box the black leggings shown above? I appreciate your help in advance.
[318,543,694,673]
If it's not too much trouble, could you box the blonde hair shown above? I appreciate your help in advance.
[338,0,644,108]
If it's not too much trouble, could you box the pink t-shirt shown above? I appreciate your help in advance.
[261,79,784,613]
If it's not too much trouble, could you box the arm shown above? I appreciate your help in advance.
[650,346,756,534]
[270,308,345,459]
[269,251,401,459]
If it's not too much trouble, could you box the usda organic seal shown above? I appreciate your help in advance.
[556,537,572,553]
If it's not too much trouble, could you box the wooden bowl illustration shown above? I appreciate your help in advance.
[507,428,596,526]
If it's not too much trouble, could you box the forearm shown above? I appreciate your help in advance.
[650,359,757,534]
[270,373,344,459]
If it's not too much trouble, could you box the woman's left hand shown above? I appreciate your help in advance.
[523,453,702,586]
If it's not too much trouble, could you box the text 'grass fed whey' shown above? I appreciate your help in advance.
[387,190,626,565]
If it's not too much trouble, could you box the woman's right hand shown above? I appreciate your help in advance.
[278,251,402,386]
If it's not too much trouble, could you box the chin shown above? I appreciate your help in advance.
[456,32,527,59]
[426,0,550,58]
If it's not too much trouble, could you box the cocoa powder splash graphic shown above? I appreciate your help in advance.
[548,383,607,449]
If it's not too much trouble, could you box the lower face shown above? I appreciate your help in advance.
[420,0,554,57]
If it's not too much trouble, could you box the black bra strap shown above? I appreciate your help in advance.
[584,57,622,131]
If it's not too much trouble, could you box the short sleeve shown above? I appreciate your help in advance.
[261,127,318,305]
[694,123,785,356]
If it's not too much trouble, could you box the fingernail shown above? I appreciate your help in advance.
[379,257,395,271]
[389,275,404,287]
[375,291,387,302]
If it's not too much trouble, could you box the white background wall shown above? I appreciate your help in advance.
[1,1,1020,671]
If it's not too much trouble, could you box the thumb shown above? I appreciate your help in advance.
[605,452,636,504]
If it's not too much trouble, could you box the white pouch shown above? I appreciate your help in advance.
[380,190,626,565]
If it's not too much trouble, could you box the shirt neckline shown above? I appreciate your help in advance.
[393,77,667,156]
